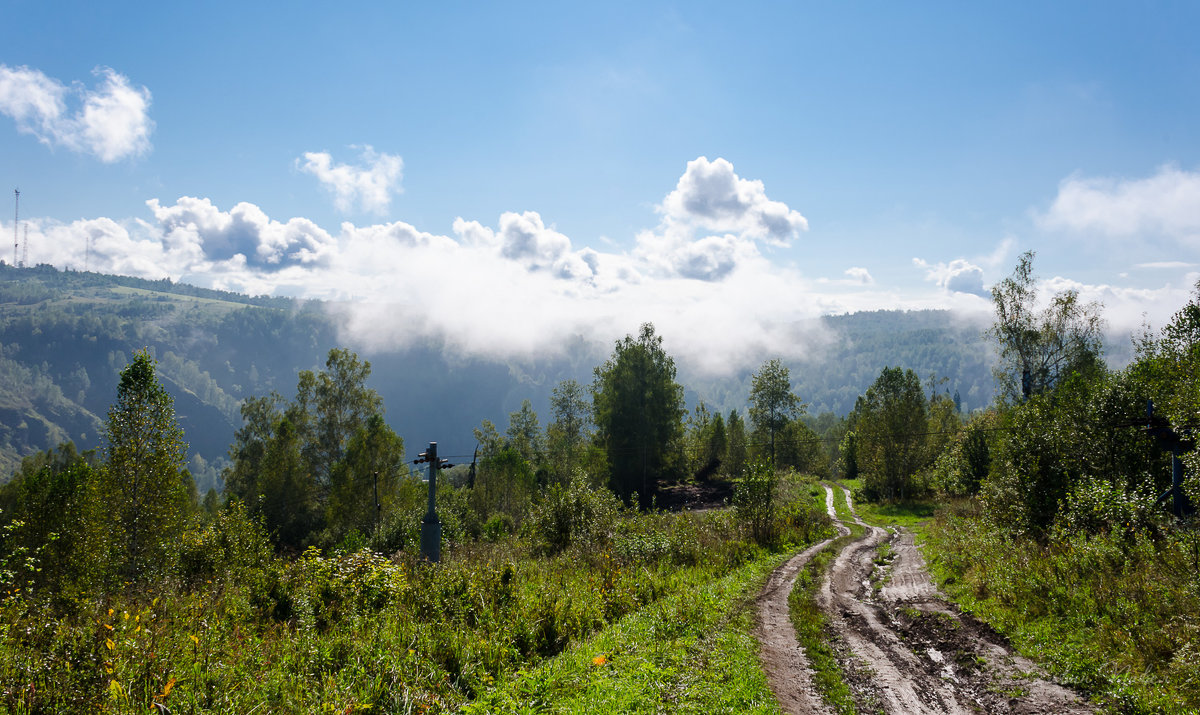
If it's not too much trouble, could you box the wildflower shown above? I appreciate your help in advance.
[591,655,607,666]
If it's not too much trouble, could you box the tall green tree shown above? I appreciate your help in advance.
[776,420,825,475]
[223,348,391,549]
[327,414,406,540]
[223,393,286,514]
[725,409,748,479]
[254,416,317,548]
[685,403,727,481]
[506,399,543,466]
[101,350,191,580]
[988,250,1104,402]
[748,358,806,466]
[294,348,384,490]
[854,367,927,501]
[592,323,685,504]
[546,378,593,483]
[839,430,859,480]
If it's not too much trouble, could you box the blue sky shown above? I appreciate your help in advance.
[1,2,1198,372]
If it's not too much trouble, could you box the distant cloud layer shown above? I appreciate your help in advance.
[12,156,1192,372]
[1039,165,1200,245]
[18,157,845,373]
[0,64,153,161]
[297,146,404,214]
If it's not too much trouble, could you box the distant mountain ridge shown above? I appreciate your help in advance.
[0,264,1001,489]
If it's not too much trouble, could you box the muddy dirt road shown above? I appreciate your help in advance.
[756,485,844,715]
[759,485,1094,714]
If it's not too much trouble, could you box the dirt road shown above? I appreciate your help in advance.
[759,485,1094,714]
[756,485,844,715]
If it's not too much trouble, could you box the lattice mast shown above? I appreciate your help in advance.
[11,189,17,267]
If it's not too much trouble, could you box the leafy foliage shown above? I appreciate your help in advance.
[223,349,404,549]
[748,358,805,465]
[591,323,685,504]
[987,250,1104,402]
[852,366,929,501]
[101,350,192,581]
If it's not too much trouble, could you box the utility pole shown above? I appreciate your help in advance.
[414,442,451,562]
[12,189,18,267]
[373,470,381,533]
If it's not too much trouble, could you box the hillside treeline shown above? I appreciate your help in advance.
[0,263,1003,488]
[0,263,337,484]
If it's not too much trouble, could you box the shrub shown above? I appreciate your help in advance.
[1057,475,1159,538]
[734,462,777,546]
[176,500,274,586]
[527,480,622,556]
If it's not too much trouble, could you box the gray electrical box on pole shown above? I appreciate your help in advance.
[415,442,448,562]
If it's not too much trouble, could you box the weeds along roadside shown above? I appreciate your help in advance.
[923,500,1200,714]
[0,473,832,713]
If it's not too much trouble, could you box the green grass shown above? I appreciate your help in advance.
[464,549,790,714]
[835,478,938,531]
[465,474,834,714]
[924,508,1200,714]
[0,481,840,714]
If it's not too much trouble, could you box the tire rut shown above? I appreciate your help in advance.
[755,484,841,715]
[758,485,1096,715]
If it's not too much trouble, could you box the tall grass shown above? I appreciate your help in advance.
[0,475,831,713]
[925,502,1200,714]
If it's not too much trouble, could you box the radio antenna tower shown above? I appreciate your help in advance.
[11,189,18,267]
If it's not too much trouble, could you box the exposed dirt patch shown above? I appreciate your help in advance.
[756,485,1097,714]
[655,480,733,511]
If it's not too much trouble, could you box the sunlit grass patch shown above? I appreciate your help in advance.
[464,548,788,715]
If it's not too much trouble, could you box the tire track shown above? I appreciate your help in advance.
[820,485,1094,714]
[757,484,1095,715]
[755,484,841,715]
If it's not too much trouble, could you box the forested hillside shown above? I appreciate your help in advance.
[0,264,1003,486]
[0,266,996,487]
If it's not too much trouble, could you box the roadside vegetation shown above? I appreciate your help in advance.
[0,251,1197,712]
[920,256,1200,713]
[0,322,833,713]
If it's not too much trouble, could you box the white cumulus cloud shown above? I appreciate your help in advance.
[0,64,153,161]
[659,156,808,244]
[1038,165,1200,246]
[913,257,988,297]
[146,197,337,269]
[297,146,403,214]
[844,266,873,284]
[636,157,809,281]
